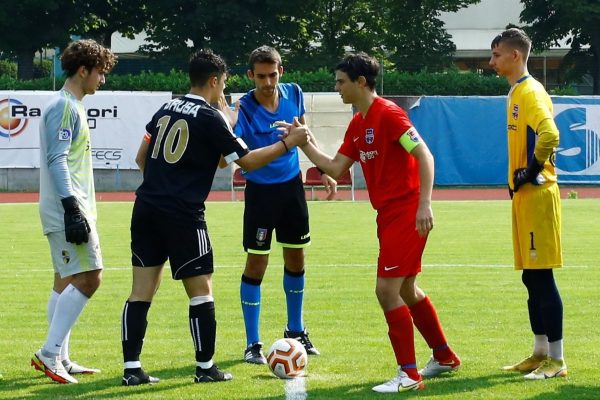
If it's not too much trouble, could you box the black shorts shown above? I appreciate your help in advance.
[130,199,214,280]
[243,175,310,253]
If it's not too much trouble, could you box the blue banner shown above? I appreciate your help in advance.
[408,96,600,185]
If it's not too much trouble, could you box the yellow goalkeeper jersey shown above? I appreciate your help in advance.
[506,75,559,190]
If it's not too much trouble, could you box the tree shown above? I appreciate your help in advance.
[74,1,149,48]
[288,0,481,72]
[289,0,385,70]
[380,0,481,72]
[0,0,79,79]
[520,0,600,94]
[140,0,311,68]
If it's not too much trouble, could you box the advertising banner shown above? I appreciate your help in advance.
[0,91,171,169]
[409,96,600,185]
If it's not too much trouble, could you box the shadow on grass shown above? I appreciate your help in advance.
[0,362,241,400]
[2,364,597,400]
[522,384,600,400]
[258,372,599,400]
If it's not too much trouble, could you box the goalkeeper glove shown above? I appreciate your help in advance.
[513,157,544,193]
[61,196,91,245]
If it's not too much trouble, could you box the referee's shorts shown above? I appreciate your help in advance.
[243,175,310,254]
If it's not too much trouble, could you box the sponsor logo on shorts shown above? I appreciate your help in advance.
[383,265,399,271]
[256,228,268,241]
[300,233,310,240]
[62,250,71,264]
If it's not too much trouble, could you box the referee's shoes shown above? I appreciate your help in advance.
[284,327,320,355]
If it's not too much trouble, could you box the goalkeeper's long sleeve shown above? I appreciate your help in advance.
[534,118,559,162]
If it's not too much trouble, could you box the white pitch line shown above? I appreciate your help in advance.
[19,263,594,273]
[284,377,307,400]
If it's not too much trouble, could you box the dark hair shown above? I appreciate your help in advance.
[491,28,532,58]
[248,45,282,70]
[335,52,379,90]
[189,49,227,87]
[61,39,117,77]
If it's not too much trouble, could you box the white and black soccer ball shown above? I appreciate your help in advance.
[267,338,308,379]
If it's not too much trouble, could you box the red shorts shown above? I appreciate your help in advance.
[376,199,427,278]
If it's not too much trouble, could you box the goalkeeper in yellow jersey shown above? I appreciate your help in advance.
[489,28,566,380]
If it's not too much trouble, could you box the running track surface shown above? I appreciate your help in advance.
[1,187,599,203]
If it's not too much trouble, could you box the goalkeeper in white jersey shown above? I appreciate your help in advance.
[31,39,116,384]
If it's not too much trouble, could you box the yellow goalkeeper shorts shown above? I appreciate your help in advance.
[511,182,562,270]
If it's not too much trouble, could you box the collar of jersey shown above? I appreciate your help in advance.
[516,75,530,84]
[185,93,208,104]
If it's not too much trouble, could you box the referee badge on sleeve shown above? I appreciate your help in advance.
[58,128,72,141]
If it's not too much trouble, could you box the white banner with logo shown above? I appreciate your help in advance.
[0,91,171,169]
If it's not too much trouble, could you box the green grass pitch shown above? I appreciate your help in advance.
[0,199,599,399]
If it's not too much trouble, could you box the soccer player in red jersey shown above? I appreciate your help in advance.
[285,52,460,393]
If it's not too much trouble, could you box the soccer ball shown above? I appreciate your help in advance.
[267,338,308,379]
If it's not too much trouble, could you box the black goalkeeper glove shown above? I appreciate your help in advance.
[512,157,544,193]
[61,196,91,245]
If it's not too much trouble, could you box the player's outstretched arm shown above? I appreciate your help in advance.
[300,140,353,181]
[277,118,352,180]
[236,124,310,172]
[296,117,338,200]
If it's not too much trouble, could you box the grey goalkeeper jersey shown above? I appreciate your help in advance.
[39,89,96,234]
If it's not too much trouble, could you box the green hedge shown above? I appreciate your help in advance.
[0,68,510,95]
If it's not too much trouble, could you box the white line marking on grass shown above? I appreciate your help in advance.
[102,263,594,270]
[285,377,307,400]
[23,264,594,273]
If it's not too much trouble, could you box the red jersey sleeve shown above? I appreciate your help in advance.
[384,105,414,143]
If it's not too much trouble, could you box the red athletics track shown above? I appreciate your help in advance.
[1,186,599,203]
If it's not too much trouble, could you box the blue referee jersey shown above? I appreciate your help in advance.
[235,83,305,184]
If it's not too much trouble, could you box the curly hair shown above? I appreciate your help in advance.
[61,39,117,77]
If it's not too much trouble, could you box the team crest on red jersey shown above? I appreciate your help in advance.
[512,104,519,120]
[365,128,374,144]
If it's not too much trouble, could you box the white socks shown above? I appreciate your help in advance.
[43,284,89,356]
[549,339,564,360]
[533,334,549,356]
[533,335,563,360]
[47,290,71,361]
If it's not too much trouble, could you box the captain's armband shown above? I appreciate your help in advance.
[399,127,422,152]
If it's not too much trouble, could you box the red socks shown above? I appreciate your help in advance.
[384,305,419,380]
[409,296,453,362]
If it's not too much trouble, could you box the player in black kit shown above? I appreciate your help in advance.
[120,49,310,386]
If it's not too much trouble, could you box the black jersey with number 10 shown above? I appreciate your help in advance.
[136,94,249,222]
